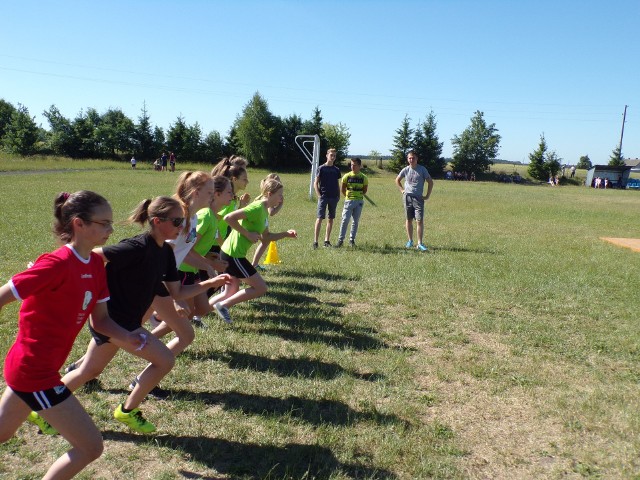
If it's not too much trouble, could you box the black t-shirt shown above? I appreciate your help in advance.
[317,164,341,197]
[103,232,179,327]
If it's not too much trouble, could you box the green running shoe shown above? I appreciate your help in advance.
[27,411,58,435]
[113,403,156,433]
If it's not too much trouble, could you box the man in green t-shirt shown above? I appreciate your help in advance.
[336,158,368,247]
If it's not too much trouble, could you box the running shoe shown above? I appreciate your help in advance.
[213,302,232,324]
[323,240,332,247]
[405,240,414,248]
[64,362,77,374]
[113,404,156,433]
[255,265,267,272]
[417,243,429,252]
[191,315,207,328]
[27,411,58,435]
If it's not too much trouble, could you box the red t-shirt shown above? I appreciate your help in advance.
[3,245,109,391]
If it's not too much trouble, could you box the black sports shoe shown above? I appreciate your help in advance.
[323,240,332,247]
[313,242,318,249]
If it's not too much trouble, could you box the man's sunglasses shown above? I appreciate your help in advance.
[158,217,184,227]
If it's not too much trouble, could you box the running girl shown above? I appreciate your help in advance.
[210,178,297,323]
[61,196,231,433]
[0,191,144,480]
[177,175,234,325]
[251,173,284,269]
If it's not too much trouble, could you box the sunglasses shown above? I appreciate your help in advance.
[158,217,184,227]
[87,219,114,228]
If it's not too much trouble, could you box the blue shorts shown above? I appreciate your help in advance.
[317,196,339,219]
[404,194,424,221]
[12,385,72,411]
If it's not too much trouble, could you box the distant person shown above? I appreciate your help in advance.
[169,152,176,172]
[160,152,168,172]
[395,151,433,252]
[561,165,566,177]
[336,157,368,248]
[313,148,341,249]
[131,155,137,169]
[570,166,576,178]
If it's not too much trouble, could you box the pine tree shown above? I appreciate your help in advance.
[389,115,413,172]
[608,146,625,167]
[527,134,548,181]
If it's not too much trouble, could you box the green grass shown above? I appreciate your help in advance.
[1,164,640,478]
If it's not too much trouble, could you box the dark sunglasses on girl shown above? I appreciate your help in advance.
[158,217,184,227]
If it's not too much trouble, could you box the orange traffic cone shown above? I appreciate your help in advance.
[264,241,281,265]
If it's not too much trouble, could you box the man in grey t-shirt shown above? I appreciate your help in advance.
[395,151,434,252]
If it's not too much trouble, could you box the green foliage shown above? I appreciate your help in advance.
[577,155,592,170]
[389,115,413,171]
[201,130,224,164]
[2,104,39,156]
[527,134,548,180]
[451,110,501,174]
[413,111,445,176]
[234,92,279,167]
[134,101,156,161]
[608,145,625,167]
[276,113,305,169]
[95,108,135,158]
[0,98,17,142]
[545,150,561,177]
[322,122,350,167]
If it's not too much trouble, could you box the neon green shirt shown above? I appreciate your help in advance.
[179,207,221,273]
[221,200,268,259]
[342,171,368,200]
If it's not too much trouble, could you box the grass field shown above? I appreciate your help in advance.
[1,161,640,479]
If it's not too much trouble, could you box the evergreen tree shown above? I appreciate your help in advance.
[134,102,155,161]
[277,113,305,168]
[608,145,625,167]
[43,105,79,157]
[3,104,38,156]
[413,111,445,176]
[223,125,241,157]
[527,134,548,180]
[167,115,189,159]
[301,107,328,156]
[389,115,413,172]
[451,111,500,175]
[202,130,224,164]
[545,151,561,177]
[152,126,165,157]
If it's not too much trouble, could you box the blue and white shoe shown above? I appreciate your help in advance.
[405,240,414,248]
[416,243,428,252]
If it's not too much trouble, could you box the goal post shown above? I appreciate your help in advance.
[295,134,321,200]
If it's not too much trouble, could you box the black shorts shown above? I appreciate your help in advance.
[12,385,72,411]
[220,251,257,279]
[88,317,141,346]
[179,270,199,286]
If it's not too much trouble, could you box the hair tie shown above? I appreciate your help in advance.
[61,192,70,202]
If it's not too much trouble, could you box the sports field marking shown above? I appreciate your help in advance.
[601,237,640,252]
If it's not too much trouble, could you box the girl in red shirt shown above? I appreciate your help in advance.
[0,191,143,480]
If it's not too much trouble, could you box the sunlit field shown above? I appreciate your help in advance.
[1,162,639,479]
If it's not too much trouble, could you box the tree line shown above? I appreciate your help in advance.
[0,93,627,177]
[0,93,351,170]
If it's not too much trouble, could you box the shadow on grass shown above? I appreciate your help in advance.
[339,243,497,255]
[182,350,384,382]
[271,268,361,283]
[103,431,396,479]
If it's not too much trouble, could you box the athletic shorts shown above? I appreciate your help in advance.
[220,251,257,279]
[179,270,199,286]
[12,385,72,411]
[88,316,142,346]
[404,194,424,221]
[317,196,339,219]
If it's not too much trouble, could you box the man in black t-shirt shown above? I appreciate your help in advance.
[313,148,341,249]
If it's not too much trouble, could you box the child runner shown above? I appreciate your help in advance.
[0,191,144,479]
[177,175,234,326]
[252,173,284,270]
[210,178,297,324]
[60,196,231,433]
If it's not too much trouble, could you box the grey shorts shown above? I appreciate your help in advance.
[317,196,339,219]
[404,194,424,221]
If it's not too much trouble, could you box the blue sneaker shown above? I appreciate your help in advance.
[405,240,414,248]
[416,243,428,252]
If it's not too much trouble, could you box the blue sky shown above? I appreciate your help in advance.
[1,0,639,163]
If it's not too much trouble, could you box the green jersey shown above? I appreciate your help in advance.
[222,200,268,259]
[179,207,221,273]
